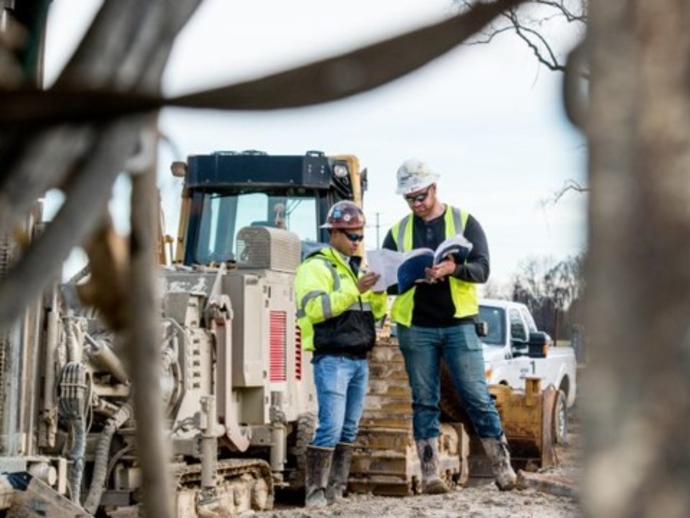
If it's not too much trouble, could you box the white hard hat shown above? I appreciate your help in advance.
[396,158,439,195]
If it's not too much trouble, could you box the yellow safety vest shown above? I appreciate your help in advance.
[390,206,479,327]
[295,247,387,352]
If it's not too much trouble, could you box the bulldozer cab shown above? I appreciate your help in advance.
[171,150,366,265]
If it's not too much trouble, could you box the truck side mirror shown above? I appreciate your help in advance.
[510,321,528,342]
[527,331,551,358]
[510,338,528,357]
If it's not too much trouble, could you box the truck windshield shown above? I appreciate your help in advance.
[195,192,318,263]
[479,306,505,346]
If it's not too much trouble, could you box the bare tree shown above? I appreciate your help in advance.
[481,279,512,299]
[456,0,587,73]
[510,255,584,339]
[580,3,690,517]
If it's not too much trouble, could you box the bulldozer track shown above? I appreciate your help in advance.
[350,336,467,496]
[103,459,275,517]
[175,458,272,487]
[174,458,275,514]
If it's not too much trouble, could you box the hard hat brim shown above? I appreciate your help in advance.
[320,222,365,230]
[396,178,437,196]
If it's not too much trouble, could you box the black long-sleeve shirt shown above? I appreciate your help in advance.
[382,208,490,327]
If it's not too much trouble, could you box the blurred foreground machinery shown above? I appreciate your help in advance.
[0,151,363,516]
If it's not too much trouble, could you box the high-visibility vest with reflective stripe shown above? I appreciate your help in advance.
[295,247,386,352]
[390,206,479,327]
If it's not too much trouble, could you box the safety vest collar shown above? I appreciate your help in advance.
[307,246,360,286]
[393,205,465,251]
[315,247,351,273]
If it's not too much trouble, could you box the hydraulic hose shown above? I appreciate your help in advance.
[83,403,132,514]
[59,361,88,503]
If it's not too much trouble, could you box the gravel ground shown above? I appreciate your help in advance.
[260,484,580,518]
[254,413,583,518]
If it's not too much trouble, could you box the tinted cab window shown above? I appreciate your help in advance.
[509,309,528,343]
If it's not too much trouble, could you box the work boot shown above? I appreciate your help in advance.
[304,445,333,508]
[480,434,517,491]
[326,442,354,504]
[415,437,450,494]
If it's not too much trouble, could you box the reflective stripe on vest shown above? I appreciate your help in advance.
[297,293,371,319]
[314,257,341,291]
[296,256,369,319]
[390,206,478,326]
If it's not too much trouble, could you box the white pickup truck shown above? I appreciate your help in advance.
[479,299,577,442]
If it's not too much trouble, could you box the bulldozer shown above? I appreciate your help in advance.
[0,150,558,516]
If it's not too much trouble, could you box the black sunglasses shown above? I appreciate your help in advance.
[405,185,433,205]
[341,231,364,243]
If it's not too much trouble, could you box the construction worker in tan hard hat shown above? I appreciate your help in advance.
[295,201,387,508]
[382,158,518,493]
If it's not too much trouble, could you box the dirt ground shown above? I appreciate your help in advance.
[255,413,583,518]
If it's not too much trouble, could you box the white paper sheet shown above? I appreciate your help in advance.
[365,249,404,292]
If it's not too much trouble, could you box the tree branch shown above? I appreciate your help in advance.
[0,0,526,128]
[466,25,516,45]
[504,9,566,72]
[534,0,587,23]
[454,0,587,74]
[553,179,589,203]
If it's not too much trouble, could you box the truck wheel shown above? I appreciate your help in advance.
[552,390,568,445]
[287,412,316,489]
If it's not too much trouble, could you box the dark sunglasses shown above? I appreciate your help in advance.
[405,185,433,205]
[341,231,365,243]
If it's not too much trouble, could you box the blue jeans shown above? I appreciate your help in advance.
[397,324,503,440]
[311,355,369,448]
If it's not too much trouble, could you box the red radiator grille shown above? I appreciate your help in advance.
[295,325,302,381]
[270,311,287,382]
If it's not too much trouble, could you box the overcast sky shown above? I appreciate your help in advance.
[44,0,587,283]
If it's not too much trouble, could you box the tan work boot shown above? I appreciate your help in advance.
[305,445,333,508]
[480,434,517,490]
[326,442,354,504]
[415,437,450,494]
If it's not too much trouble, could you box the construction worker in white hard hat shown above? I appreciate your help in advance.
[381,158,517,493]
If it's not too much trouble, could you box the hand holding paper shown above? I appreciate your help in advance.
[357,272,380,293]
[366,249,404,291]
[397,234,473,292]
[366,234,473,294]
[426,259,456,282]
